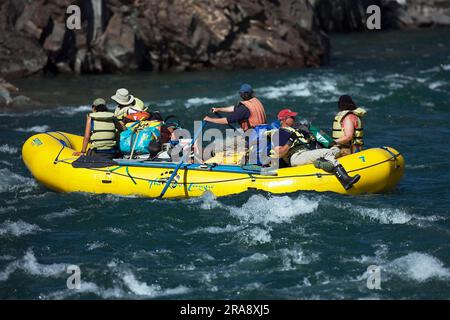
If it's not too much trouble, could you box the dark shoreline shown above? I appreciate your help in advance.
[2,26,450,112]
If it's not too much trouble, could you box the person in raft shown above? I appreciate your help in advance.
[203,83,267,132]
[332,95,366,157]
[74,98,120,159]
[111,88,146,130]
[271,109,361,190]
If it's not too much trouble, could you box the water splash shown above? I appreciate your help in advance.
[0,144,18,155]
[0,220,43,237]
[228,194,319,225]
[387,252,450,282]
[16,125,50,133]
[0,250,67,282]
[121,270,190,297]
[0,168,37,193]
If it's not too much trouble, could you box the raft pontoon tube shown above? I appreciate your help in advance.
[22,132,405,198]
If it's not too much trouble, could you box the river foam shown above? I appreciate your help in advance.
[42,208,78,221]
[0,250,67,282]
[121,270,191,297]
[341,204,445,226]
[387,252,450,282]
[228,194,319,225]
[0,144,18,155]
[0,220,43,237]
[0,168,37,193]
[355,250,450,285]
[16,125,50,133]
[184,95,234,108]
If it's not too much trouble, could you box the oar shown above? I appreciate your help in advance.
[159,120,206,198]
[129,130,140,159]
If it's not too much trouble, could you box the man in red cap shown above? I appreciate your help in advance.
[271,108,360,190]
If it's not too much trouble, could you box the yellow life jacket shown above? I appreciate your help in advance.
[332,108,366,148]
[114,106,128,121]
[114,98,147,120]
[127,98,149,115]
[89,112,117,150]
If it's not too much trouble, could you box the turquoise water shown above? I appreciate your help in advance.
[1,28,450,299]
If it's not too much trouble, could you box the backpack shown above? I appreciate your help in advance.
[246,121,280,166]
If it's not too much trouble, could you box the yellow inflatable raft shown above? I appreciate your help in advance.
[22,132,404,198]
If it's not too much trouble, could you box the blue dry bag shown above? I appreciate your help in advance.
[119,122,161,155]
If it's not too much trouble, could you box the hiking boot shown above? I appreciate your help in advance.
[313,158,335,173]
[333,164,361,190]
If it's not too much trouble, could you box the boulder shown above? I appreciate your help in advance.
[134,0,329,71]
[313,0,450,32]
[0,78,39,110]
[100,13,136,71]
[0,86,12,107]
[0,31,48,78]
[397,0,450,27]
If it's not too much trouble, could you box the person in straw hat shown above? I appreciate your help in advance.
[111,88,147,129]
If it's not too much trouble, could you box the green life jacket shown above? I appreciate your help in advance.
[280,126,315,163]
[90,112,117,150]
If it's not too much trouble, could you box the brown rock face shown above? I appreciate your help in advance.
[0,0,330,77]
[0,0,48,78]
[2,0,448,78]
[0,31,48,78]
[133,0,329,71]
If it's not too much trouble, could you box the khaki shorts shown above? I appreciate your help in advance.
[290,147,340,167]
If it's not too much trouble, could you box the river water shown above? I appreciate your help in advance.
[1,28,450,299]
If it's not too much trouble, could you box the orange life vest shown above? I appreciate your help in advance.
[124,111,150,122]
[240,97,267,131]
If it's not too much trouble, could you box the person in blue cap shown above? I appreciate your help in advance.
[203,83,267,132]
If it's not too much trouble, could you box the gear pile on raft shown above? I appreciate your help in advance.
[22,84,404,198]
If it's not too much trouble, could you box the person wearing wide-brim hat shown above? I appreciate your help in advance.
[112,88,134,106]
[112,88,148,128]
[112,88,134,119]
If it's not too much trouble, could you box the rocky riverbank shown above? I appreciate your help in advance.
[2,0,450,79]
[0,0,329,79]
[314,0,450,32]
[0,78,39,110]
[1,0,450,109]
